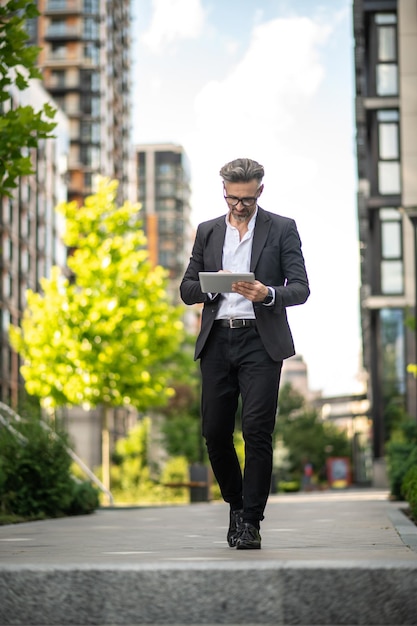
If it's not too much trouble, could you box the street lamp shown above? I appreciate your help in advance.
[401,205,417,418]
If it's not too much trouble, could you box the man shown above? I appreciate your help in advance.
[180,158,309,549]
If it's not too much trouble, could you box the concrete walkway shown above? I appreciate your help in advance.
[0,489,416,625]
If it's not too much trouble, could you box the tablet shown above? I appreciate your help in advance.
[199,272,255,293]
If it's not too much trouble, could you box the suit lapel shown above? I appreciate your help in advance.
[251,207,271,271]
[213,218,227,269]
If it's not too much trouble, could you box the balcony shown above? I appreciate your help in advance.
[44,0,83,15]
[46,77,80,92]
[44,24,83,41]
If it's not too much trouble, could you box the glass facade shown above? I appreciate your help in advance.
[380,308,406,395]
[379,207,403,295]
[136,145,193,290]
[0,86,69,404]
[375,13,398,97]
[353,0,417,456]
[377,110,401,195]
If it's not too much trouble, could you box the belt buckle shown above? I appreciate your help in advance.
[229,318,241,329]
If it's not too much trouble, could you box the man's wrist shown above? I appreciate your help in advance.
[262,287,274,305]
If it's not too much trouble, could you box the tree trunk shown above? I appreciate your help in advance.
[102,405,111,505]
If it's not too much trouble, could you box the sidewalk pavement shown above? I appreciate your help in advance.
[0,488,417,625]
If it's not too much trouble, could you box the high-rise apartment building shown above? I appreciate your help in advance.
[28,0,131,204]
[353,0,417,460]
[0,81,69,405]
[135,143,194,300]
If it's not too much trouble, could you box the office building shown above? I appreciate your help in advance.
[135,143,194,300]
[353,0,417,461]
[28,0,131,204]
[0,81,69,406]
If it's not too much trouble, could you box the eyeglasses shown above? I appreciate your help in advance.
[224,194,258,208]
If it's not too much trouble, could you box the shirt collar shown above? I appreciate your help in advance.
[225,206,258,232]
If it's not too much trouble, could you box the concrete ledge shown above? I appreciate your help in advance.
[389,508,417,553]
[1,562,417,625]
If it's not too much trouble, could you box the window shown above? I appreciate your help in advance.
[377,110,400,195]
[3,273,12,299]
[80,94,100,116]
[84,0,99,12]
[375,13,398,96]
[48,19,68,36]
[156,163,175,178]
[4,235,12,262]
[50,70,66,88]
[80,146,100,168]
[379,208,403,295]
[80,70,100,91]
[158,250,173,268]
[25,18,37,41]
[20,248,30,275]
[84,43,100,65]
[2,309,11,333]
[380,308,405,395]
[80,121,100,142]
[156,198,176,212]
[50,43,67,59]
[83,18,99,40]
[48,0,69,9]
[53,95,66,112]
[84,172,93,188]
[157,181,176,197]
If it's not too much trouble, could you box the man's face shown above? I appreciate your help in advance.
[223,179,263,223]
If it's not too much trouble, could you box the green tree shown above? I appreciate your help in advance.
[159,336,204,464]
[277,411,350,481]
[0,0,56,197]
[110,418,190,504]
[9,178,186,496]
[276,383,350,485]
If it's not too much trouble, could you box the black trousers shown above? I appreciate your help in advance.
[200,325,282,523]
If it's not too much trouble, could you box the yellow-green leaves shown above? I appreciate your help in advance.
[9,179,185,411]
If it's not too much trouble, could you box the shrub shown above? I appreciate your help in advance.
[0,415,99,519]
[278,480,300,493]
[386,419,417,500]
[402,465,417,522]
[68,481,100,516]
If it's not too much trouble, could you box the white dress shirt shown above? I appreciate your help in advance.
[215,210,257,320]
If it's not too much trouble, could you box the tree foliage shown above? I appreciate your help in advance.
[110,418,189,504]
[0,0,56,197]
[9,178,186,412]
[275,383,350,482]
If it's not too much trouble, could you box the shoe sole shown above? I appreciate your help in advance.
[236,543,261,550]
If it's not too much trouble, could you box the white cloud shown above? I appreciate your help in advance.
[141,0,207,54]
[184,16,332,224]
[132,2,361,396]
[179,12,361,396]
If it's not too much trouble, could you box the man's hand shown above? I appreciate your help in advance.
[232,280,268,302]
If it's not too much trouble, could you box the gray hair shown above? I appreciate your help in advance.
[219,158,264,183]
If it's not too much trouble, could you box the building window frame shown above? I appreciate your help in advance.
[372,206,404,296]
[367,12,398,97]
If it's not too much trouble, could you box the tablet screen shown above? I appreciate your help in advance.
[199,272,255,293]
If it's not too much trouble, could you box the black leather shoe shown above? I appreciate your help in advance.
[227,509,243,547]
[236,522,261,550]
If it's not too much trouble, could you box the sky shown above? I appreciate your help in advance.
[130,0,363,398]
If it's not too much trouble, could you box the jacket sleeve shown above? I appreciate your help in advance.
[180,224,211,305]
[272,218,310,313]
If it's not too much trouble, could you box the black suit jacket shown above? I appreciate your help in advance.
[180,206,310,362]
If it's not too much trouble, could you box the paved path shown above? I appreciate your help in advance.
[0,488,416,565]
[0,489,416,625]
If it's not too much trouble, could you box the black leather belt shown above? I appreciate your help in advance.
[214,319,257,329]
